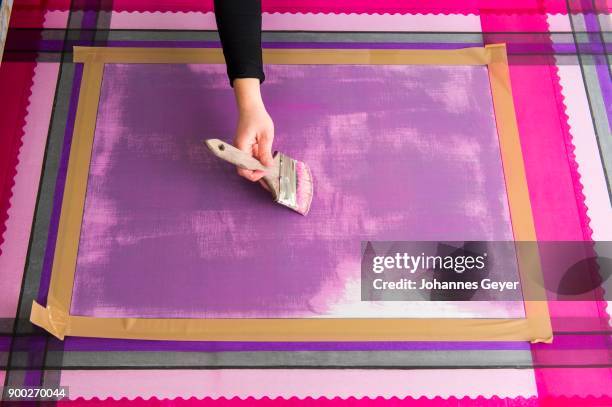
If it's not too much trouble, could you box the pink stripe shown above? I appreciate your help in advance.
[263,13,480,31]
[109,0,586,14]
[109,12,481,32]
[59,396,612,406]
[534,369,612,398]
[0,63,59,317]
[7,0,610,29]
[60,369,537,399]
[8,0,68,28]
[43,10,69,29]
[110,11,217,30]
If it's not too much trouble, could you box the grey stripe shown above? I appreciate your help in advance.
[67,10,84,30]
[0,318,13,333]
[106,30,219,41]
[44,350,532,368]
[105,30,483,44]
[40,29,66,41]
[34,53,67,63]
[19,28,593,45]
[96,10,113,32]
[263,32,483,43]
[16,62,75,333]
[4,370,26,387]
[598,14,612,32]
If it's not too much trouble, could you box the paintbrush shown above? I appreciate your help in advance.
[205,139,313,216]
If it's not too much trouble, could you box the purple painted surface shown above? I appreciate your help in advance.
[70,63,517,318]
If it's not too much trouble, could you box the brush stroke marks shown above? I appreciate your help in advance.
[70,63,520,319]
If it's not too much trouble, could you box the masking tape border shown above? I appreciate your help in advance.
[73,46,492,65]
[485,44,551,343]
[31,45,552,343]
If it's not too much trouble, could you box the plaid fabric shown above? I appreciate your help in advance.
[0,0,610,403]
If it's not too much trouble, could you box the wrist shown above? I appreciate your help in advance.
[233,78,264,113]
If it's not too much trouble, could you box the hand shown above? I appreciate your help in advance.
[232,78,274,182]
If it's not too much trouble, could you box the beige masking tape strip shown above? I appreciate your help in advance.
[485,44,551,342]
[32,59,105,339]
[41,313,541,342]
[73,46,493,65]
[31,45,552,342]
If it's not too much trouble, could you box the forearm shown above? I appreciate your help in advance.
[233,78,264,113]
[214,0,265,86]
[214,0,273,181]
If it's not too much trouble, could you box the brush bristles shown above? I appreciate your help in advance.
[295,160,313,216]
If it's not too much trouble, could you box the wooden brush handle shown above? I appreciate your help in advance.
[205,139,267,172]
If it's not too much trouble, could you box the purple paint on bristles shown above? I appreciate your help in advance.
[295,160,313,215]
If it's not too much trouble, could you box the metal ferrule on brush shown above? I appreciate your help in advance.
[276,153,298,211]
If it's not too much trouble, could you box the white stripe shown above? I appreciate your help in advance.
[61,369,538,399]
[555,61,612,240]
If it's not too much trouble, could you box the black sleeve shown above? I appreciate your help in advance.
[214,0,265,87]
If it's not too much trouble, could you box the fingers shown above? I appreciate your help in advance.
[232,106,274,182]
[258,179,271,192]
[233,130,258,182]
[234,128,273,183]
[257,130,275,167]
[233,132,252,155]
[237,167,266,182]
